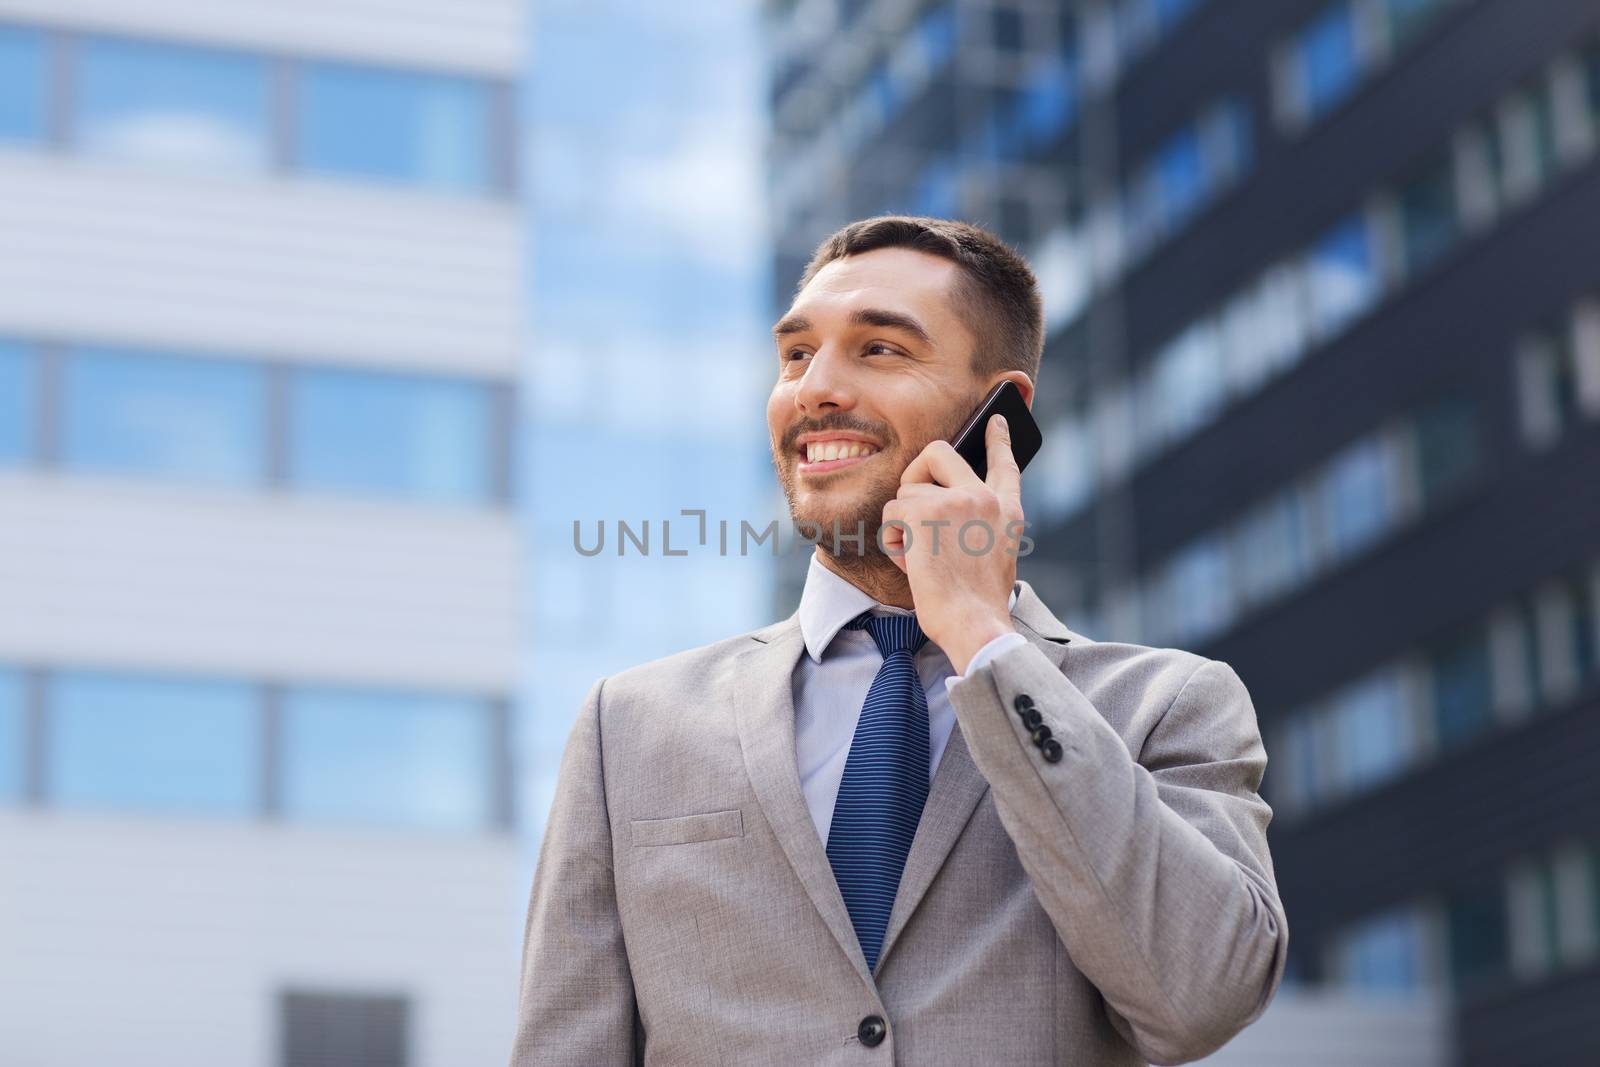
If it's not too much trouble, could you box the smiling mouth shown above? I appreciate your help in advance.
[796,438,882,474]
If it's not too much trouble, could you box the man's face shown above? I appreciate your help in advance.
[767,247,993,556]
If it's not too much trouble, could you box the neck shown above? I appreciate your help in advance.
[814,548,914,609]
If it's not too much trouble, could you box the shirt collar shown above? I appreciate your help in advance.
[796,552,1018,663]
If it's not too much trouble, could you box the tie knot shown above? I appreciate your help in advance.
[846,611,928,658]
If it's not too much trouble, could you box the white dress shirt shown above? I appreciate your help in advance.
[791,553,1028,848]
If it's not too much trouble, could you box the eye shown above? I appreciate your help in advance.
[865,342,899,356]
[784,347,811,362]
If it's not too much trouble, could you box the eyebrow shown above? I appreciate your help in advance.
[771,307,934,349]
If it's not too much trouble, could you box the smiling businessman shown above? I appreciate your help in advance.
[510,216,1287,1066]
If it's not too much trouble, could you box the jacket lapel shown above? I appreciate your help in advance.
[732,613,876,987]
[730,581,1080,984]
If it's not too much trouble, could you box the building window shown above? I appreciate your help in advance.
[298,62,495,194]
[1316,434,1403,561]
[288,367,496,505]
[1143,319,1224,450]
[0,340,37,464]
[1231,491,1315,607]
[280,991,408,1067]
[61,347,268,486]
[280,687,495,830]
[76,35,271,172]
[1384,0,1455,50]
[1329,906,1435,991]
[1446,878,1510,990]
[1289,2,1364,124]
[1329,667,1420,793]
[0,668,25,802]
[1412,392,1479,506]
[1430,626,1493,749]
[47,672,260,815]
[1123,97,1252,258]
[1305,212,1381,340]
[1396,152,1460,276]
[0,24,48,144]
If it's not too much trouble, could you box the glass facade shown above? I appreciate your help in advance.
[77,35,271,172]
[0,668,24,802]
[299,63,494,193]
[48,672,259,815]
[0,24,47,144]
[0,20,507,196]
[61,347,268,486]
[1431,627,1494,749]
[1332,907,1433,991]
[1294,3,1362,122]
[4,342,503,505]
[0,340,37,464]
[280,687,494,830]
[0,667,504,831]
[289,367,495,504]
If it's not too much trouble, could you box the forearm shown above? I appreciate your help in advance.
[947,643,1287,1064]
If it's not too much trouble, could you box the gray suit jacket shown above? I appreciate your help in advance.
[511,580,1287,1065]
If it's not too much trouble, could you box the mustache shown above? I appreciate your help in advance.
[781,416,894,452]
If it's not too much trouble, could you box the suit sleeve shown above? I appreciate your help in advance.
[946,642,1288,1065]
[509,677,640,1066]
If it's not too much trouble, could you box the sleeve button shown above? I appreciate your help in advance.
[1040,738,1064,763]
[1013,694,1035,713]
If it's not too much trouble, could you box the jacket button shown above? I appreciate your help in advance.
[1030,724,1053,746]
[1013,694,1035,713]
[1040,738,1064,763]
[858,1014,887,1047]
[1020,707,1042,729]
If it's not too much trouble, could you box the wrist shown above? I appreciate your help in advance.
[944,617,1018,677]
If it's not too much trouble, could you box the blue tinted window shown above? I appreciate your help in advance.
[1306,214,1379,338]
[1446,881,1508,988]
[299,63,494,193]
[290,368,494,504]
[0,340,37,464]
[1156,126,1206,227]
[1432,631,1492,748]
[1398,154,1459,274]
[49,672,259,815]
[62,348,267,485]
[281,687,493,830]
[0,668,25,802]
[1385,0,1450,48]
[77,35,270,172]
[0,25,48,143]
[1298,3,1361,119]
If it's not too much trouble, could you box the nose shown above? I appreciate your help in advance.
[792,344,857,418]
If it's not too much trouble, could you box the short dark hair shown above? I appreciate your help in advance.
[797,215,1044,383]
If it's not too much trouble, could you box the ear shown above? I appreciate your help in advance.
[987,370,1035,409]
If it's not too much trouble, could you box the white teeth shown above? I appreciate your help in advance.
[805,440,879,462]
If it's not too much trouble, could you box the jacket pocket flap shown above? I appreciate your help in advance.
[630,808,743,847]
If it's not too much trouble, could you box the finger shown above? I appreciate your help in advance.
[984,413,1021,503]
[900,438,984,489]
[879,502,910,574]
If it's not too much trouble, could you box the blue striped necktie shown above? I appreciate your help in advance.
[825,611,930,974]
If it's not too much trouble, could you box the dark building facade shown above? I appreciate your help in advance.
[766,1,1600,1062]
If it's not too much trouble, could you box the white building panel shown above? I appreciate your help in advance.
[0,810,522,1067]
[0,473,521,692]
[0,152,523,380]
[0,0,526,77]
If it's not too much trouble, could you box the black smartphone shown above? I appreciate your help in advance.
[949,380,1042,481]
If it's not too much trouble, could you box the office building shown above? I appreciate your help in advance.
[0,1,527,1064]
[766,1,1600,1062]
